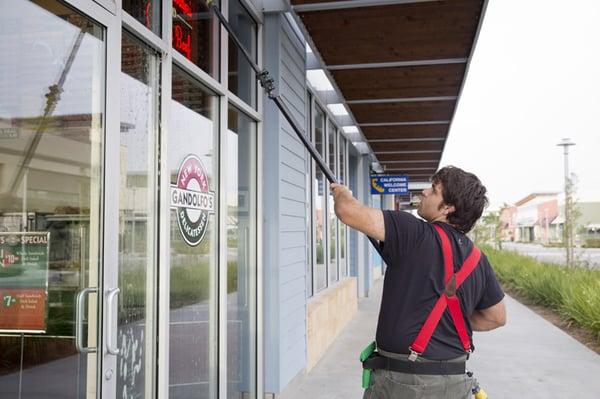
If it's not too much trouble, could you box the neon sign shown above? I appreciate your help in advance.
[145,1,151,29]
[172,0,193,60]
[173,0,193,17]
[174,24,192,60]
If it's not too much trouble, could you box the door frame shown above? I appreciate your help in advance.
[56,0,265,397]
[58,0,120,397]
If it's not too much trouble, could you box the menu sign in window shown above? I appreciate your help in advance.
[0,232,50,333]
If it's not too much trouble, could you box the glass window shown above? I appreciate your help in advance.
[169,66,218,399]
[313,107,327,292]
[122,0,162,35]
[338,135,348,278]
[118,31,159,398]
[172,0,220,79]
[227,105,256,399]
[228,0,257,107]
[0,0,104,396]
[306,93,313,297]
[327,121,338,284]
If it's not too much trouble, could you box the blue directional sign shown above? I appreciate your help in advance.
[370,175,409,195]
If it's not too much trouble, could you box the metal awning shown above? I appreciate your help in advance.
[291,0,487,182]
[551,216,565,225]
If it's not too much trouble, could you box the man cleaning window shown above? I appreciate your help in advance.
[331,166,506,399]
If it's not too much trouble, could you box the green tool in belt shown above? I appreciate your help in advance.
[359,341,377,389]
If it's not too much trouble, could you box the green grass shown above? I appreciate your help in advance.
[483,246,600,342]
[583,238,600,248]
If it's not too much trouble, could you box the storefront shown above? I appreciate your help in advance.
[1,0,485,398]
[0,0,261,397]
[0,0,365,397]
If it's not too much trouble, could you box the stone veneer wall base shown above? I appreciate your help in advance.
[306,277,358,371]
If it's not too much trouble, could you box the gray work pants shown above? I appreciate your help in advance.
[363,350,474,399]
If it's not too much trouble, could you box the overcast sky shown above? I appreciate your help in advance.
[440,0,600,210]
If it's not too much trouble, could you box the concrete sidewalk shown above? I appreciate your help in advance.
[280,278,600,399]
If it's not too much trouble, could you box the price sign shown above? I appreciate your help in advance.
[0,232,50,333]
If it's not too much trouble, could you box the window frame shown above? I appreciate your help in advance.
[117,1,264,398]
[307,86,352,298]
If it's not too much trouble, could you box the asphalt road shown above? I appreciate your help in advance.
[502,241,600,268]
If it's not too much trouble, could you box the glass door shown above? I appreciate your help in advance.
[115,30,160,398]
[168,66,219,399]
[0,0,107,397]
[226,105,257,399]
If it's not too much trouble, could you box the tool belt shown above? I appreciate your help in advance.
[362,352,466,375]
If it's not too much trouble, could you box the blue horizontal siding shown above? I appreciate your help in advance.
[277,13,308,392]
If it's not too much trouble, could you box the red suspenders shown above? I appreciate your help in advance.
[408,224,482,361]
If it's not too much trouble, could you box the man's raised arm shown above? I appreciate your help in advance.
[330,183,385,242]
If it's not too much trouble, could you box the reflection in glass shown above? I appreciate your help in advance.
[169,67,218,399]
[118,31,159,398]
[314,107,327,292]
[228,0,257,107]
[338,136,348,278]
[122,0,162,35]
[227,106,256,399]
[327,121,338,284]
[172,0,220,79]
[0,0,104,397]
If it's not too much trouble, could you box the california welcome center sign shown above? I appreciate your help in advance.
[170,155,216,246]
[370,174,409,195]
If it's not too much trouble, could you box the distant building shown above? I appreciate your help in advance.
[500,193,600,245]
[513,193,558,243]
[538,198,560,243]
[499,205,517,241]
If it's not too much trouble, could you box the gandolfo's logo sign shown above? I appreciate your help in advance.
[170,155,215,246]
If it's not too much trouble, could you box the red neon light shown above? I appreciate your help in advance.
[145,1,151,29]
[173,0,192,17]
[174,24,192,60]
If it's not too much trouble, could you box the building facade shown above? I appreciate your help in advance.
[500,194,600,245]
[0,1,384,397]
[0,0,486,398]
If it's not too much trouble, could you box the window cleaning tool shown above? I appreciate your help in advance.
[204,1,404,391]
[203,0,383,254]
[205,3,490,394]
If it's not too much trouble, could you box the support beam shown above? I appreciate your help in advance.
[376,150,441,154]
[292,0,435,13]
[327,58,467,71]
[384,167,436,171]
[368,137,445,143]
[379,160,439,164]
[347,96,457,105]
[360,121,450,127]
[306,51,320,69]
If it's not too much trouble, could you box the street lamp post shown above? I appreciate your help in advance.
[557,138,575,267]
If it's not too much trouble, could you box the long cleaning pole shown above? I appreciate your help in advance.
[204,0,382,253]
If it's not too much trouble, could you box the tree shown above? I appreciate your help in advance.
[564,173,581,267]
[473,210,502,249]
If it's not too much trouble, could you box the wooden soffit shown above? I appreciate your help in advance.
[293,0,486,182]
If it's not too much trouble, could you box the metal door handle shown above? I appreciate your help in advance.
[75,287,97,353]
[106,287,120,355]
[244,226,250,307]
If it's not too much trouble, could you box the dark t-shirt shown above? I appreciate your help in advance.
[375,210,505,360]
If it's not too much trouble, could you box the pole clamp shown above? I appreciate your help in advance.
[257,70,276,97]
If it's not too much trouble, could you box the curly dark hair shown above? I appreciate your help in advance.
[431,166,489,234]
